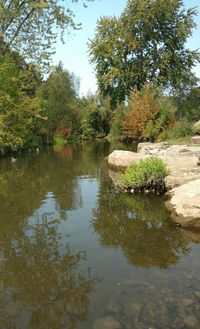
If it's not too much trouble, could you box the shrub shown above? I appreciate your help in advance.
[121,157,167,193]
[167,120,193,140]
[122,84,175,141]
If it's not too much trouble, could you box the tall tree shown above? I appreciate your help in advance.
[89,0,200,108]
[0,53,44,154]
[38,63,80,143]
[0,0,94,67]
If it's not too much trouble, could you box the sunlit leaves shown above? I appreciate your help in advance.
[89,0,200,108]
[0,0,94,67]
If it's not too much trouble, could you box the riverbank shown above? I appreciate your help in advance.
[107,142,200,229]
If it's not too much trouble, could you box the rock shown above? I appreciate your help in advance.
[107,146,200,227]
[124,302,141,318]
[93,316,121,329]
[165,179,200,227]
[191,136,200,144]
[137,142,169,154]
[182,298,194,307]
[107,298,121,313]
[107,147,200,190]
[172,318,185,329]
[184,315,198,327]
[194,291,200,299]
[107,150,145,169]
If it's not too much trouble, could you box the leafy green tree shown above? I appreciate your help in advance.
[0,53,44,154]
[38,63,80,143]
[80,93,111,138]
[178,86,200,121]
[0,0,94,67]
[89,0,200,108]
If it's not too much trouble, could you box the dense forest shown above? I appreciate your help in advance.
[0,0,200,155]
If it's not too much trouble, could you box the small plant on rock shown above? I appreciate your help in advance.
[121,156,167,194]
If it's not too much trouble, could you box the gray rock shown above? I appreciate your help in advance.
[93,316,121,329]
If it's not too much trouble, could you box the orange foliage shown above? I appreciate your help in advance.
[122,86,158,140]
[56,127,71,138]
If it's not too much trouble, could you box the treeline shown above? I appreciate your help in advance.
[89,0,200,143]
[1,0,200,155]
[0,51,112,154]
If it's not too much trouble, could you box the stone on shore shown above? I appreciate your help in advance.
[93,316,121,329]
[191,136,200,144]
[137,142,169,155]
[165,179,200,228]
[107,143,200,227]
[107,144,200,190]
[107,150,145,169]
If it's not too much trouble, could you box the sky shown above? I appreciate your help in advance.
[53,0,200,96]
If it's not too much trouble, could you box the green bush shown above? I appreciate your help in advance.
[167,120,193,140]
[122,157,167,191]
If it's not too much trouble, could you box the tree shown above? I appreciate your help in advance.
[38,63,80,143]
[122,84,175,141]
[89,0,200,108]
[80,92,111,138]
[0,52,44,154]
[0,0,94,67]
[178,86,200,121]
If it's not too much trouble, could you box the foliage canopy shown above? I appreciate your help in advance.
[89,0,200,107]
[0,0,94,67]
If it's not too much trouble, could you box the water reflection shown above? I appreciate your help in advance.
[1,141,200,328]
[92,188,190,269]
[0,203,96,329]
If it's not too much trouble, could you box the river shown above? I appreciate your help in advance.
[0,141,200,328]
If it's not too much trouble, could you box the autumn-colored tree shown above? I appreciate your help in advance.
[122,85,175,141]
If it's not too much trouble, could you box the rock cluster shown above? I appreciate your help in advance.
[107,143,200,228]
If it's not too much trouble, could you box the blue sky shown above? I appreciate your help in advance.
[53,0,200,96]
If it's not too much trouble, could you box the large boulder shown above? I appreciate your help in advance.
[107,150,146,169]
[162,155,200,190]
[165,179,200,228]
[107,146,200,190]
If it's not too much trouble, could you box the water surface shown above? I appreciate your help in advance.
[0,141,200,329]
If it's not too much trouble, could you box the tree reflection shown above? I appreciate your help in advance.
[91,185,190,269]
[0,211,97,329]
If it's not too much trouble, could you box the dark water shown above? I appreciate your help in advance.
[0,141,200,329]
